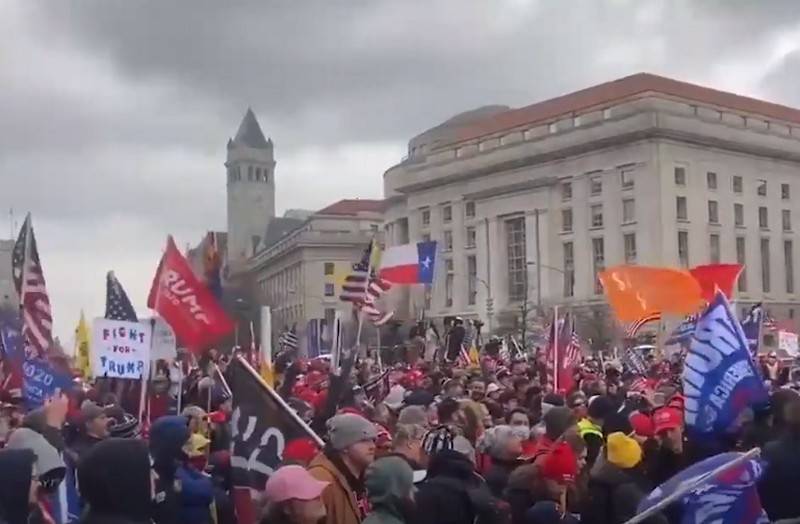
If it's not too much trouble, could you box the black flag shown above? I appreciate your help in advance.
[228,356,320,490]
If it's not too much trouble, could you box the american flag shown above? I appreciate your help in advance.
[624,312,661,338]
[562,315,582,368]
[278,328,299,351]
[339,241,393,325]
[12,214,53,358]
[105,271,138,321]
[458,324,474,366]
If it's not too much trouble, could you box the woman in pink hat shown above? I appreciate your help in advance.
[262,465,329,524]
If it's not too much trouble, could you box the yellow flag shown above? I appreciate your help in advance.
[469,342,480,366]
[369,239,382,271]
[75,311,92,379]
[259,361,275,388]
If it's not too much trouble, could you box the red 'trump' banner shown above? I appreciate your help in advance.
[147,236,234,352]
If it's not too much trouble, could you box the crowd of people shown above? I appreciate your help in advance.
[1,332,800,524]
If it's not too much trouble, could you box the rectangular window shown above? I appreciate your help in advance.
[761,238,771,293]
[465,201,476,219]
[786,240,795,294]
[590,176,602,196]
[620,167,634,189]
[445,273,453,307]
[561,182,572,201]
[759,207,769,229]
[592,237,605,294]
[506,217,527,301]
[676,196,688,221]
[622,198,635,223]
[709,234,720,264]
[733,175,743,194]
[734,203,744,226]
[678,231,689,267]
[465,226,476,248]
[757,179,767,196]
[442,204,452,223]
[736,237,747,292]
[562,208,573,232]
[706,171,717,189]
[324,283,335,297]
[443,230,453,251]
[591,204,603,228]
[323,262,335,276]
[624,233,637,264]
[421,208,430,227]
[467,255,477,305]
[783,209,792,232]
[708,200,719,224]
[563,242,575,297]
[782,183,791,200]
[674,166,686,186]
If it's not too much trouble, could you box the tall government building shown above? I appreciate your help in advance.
[382,73,800,337]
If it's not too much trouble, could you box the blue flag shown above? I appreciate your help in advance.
[666,314,698,347]
[682,292,768,438]
[638,452,768,524]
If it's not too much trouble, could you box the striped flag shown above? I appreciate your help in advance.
[666,313,699,346]
[458,325,473,366]
[624,312,661,338]
[105,271,138,321]
[340,241,393,325]
[12,214,53,359]
[278,328,299,351]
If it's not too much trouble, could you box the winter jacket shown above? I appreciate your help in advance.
[582,460,665,524]
[484,458,520,499]
[149,416,191,524]
[308,451,364,524]
[759,434,800,521]
[415,450,503,524]
[175,465,214,524]
[0,449,37,524]
[363,457,414,524]
[77,439,152,524]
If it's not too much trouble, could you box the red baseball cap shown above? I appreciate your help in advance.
[629,412,654,438]
[541,442,578,485]
[653,407,683,434]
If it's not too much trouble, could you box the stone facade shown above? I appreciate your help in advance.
[383,73,800,336]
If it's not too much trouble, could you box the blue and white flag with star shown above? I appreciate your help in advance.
[638,452,769,524]
[683,292,768,438]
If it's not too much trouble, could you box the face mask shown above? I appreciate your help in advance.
[510,426,530,440]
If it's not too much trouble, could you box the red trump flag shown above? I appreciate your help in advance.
[689,264,743,302]
[147,236,234,351]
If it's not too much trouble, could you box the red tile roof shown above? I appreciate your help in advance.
[449,73,800,145]
[316,199,385,216]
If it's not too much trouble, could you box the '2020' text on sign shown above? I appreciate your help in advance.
[91,318,152,379]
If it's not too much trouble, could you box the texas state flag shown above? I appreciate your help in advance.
[379,241,437,284]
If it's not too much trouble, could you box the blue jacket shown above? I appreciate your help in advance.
[175,465,214,524]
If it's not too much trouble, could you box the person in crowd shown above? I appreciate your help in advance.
[649,407,686,486]
[525,501,580,524]
[149,415,191,524]
[262,465,329,524]
[363,456,415,524]
[69,401,110,460]
[582,432,662,524]
[182,405,208,439]
[761,351,789,387]
[207,450,237,524]
[577,396,613,468]
[0,448,41,524]
[479,425,524,497]
[758,396,800,521]
[532,407,576,462]
[308,413,378,524]
[506,408,536,456]
[391,424,428,483]
[416,449,500,524]
[77,438,153,524]
[540,442,579,514]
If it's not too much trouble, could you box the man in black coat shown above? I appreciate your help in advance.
[759,396,800,522]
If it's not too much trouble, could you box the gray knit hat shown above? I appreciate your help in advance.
[6,428,66,491]
[326,414,377,451]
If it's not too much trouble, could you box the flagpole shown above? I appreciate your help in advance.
[622,447,761,524]
[234,355,325,447]
[553,304,559,392]
[376,326,383,371]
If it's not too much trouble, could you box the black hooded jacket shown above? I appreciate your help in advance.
[78,438,153,524]
[0,449,36,524]
[148,416,191,524]
[416,450,500,524]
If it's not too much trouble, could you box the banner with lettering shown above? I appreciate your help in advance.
[91,318,152,379]
[228,356,322,524]
[682,292,768,438]
[147,236,234,352]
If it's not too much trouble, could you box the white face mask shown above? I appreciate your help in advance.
[510,425,530,440]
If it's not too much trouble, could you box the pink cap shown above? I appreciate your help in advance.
[264,465,329,503]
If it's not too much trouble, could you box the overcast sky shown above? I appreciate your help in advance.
[2,0,800,343]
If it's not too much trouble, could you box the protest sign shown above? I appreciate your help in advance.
[778,330,799,357]
[91,318,152,379]
[150,316,177,361]
[21,358,74,411]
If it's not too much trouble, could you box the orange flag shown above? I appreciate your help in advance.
[689,264,743,302]
[599,265,704,322]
